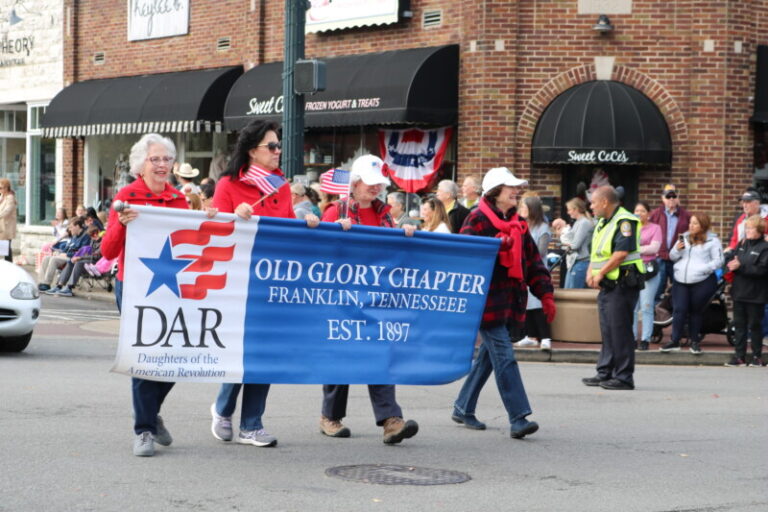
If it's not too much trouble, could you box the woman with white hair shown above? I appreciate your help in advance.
[318,154,420,445]
[101,133,192,457]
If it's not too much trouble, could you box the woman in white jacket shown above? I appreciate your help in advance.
[662,213,724,354]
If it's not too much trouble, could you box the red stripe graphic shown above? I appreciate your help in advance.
[177,245,235,273]
[180,274,227,300]
[170,220,235,247]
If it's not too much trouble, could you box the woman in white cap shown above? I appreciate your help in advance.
[318,154,420,445]
[451,167,555,439]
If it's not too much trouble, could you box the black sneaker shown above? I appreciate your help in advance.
[749,356,766,367]
[725,356,745,367]
[689,342,702,355]
[599,378,635,390]
[581,376,608,387]
[660,341,681,352]
[637,341,649,351]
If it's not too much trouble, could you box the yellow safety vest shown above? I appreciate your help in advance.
[590,207,644,281]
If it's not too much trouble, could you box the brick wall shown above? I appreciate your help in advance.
[63,0,763,234]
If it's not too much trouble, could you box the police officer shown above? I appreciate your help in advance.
[582,185,644,390]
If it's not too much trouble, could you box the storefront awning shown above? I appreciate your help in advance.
[223,45,458,130]
[751,45,768,124]
[532,80,672,165]
[41,67,243,138]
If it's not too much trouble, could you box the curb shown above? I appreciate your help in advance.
[516,348,735,367]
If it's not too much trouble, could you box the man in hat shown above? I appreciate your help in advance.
[726,189,768,252]
[648,184,691,303]
[176,163,201,195]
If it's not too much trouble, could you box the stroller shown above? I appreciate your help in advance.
[651,268,735,346]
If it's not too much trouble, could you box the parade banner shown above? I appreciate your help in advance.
[111,206,499,385]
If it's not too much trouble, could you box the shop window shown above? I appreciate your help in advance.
[27,136,55,225]
[182,132,234,182]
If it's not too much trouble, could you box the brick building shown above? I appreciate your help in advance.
[32,0,768,258]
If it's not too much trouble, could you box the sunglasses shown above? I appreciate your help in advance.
[664,193,678,199]
[257,142,282,152]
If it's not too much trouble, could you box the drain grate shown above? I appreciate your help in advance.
[325,464,471,486]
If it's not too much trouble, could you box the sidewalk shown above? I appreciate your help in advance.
[37,265,743,367]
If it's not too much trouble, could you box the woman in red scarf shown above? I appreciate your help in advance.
[451,167,555,439]
[209,120,319,449]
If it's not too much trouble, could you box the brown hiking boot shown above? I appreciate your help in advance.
[319,416,351,438]
[382,417,419,444]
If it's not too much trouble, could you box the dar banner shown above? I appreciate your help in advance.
[111,206,498,385]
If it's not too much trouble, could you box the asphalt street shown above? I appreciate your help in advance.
[1,294,766,511]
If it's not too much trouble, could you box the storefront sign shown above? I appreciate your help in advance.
[246,95,383,116]
[567,150,630,164]
[0,36,34,66]
[128,0,189,41]
[307,0,400,33]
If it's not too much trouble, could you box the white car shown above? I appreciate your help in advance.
[0,260,41,352]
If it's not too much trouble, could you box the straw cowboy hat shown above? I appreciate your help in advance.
[177,163,200,179]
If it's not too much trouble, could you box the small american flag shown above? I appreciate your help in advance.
[241,164,287,195]
[320,169,351,195]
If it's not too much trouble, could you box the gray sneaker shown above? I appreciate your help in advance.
[133,431,155,457]
[237,429,277,447]
[155,415,172,446]
[210,403,233,442]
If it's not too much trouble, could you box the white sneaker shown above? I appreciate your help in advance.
[514,337,538,347]
[540,338,552,351]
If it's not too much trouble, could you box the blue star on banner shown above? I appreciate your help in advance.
[139,237,193,297]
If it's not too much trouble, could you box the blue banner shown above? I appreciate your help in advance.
[113,207,499,385]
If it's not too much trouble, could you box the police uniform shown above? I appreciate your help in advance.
[589,206,644,387]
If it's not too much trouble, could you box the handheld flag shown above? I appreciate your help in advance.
[319,168,351,196]
[241,164,287,196]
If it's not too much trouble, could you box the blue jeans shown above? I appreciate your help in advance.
[453,324,532,424]
[116,279,175,435]
[763,305,768,338]
[215,384,270,431]
[564,259,589,289]
[654,259,675,304]
[634,272,661,341]
[671,275,717,344]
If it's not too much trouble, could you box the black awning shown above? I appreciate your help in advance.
[752,45,768,124]
[224,45,458,130]
[532,80,672,165]
[41,66,243,137]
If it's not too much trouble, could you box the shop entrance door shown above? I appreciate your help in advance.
[561,166,639,219]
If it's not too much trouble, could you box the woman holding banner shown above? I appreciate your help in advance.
[209,120,319,449]
[318,154,420,444]
[451,167,555,439]
[101,133,191,457]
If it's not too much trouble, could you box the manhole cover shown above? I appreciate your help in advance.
[325,464,471,486]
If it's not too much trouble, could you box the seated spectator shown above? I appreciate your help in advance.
[47,225,103,297]
[420,197,452,233]
[725,215,768,367]
[86,207,104,231]
[662,213,724,354]
[75,204,87,217]
[38,217,89,291]
[97,211,109,234]
[305,185,322,217]
[36,207,69,270]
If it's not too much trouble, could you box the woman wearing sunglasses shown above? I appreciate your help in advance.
[209,120,319,449]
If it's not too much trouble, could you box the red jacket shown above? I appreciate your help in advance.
[213,171,295,218]
[101,178,189,281]
[648,205,691,260]
[321,198,394,227]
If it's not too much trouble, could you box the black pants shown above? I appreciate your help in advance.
[322,385,402,426]
[597,284,640,385]
[525,308,550,340]
[733,301,765,360]
[671,275,717,345]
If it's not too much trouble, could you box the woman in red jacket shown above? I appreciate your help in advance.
[101,133,191,457]
[209,120,319,448]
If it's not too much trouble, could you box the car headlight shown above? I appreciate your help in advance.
[11,282,40,300]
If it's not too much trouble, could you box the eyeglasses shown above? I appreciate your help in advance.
[257,142,282,152]
[147,156,175,166]
[664,193,678,199]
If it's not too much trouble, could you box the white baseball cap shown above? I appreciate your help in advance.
[482,167,528,195]
[350,155,390,186]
